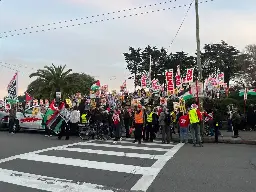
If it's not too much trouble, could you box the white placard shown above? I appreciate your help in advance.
[56,92,61,98]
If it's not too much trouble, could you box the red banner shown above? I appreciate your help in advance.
[185,68,194,83]
[175,65,182,87]
[165,71,173,82]
[166,70,174,94]
[141,75,147,87]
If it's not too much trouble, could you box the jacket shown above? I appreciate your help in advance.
[146,112,153,123]
[135,110,144,124]
[70,110,80,123]
[81,114,87,124]
[189,108,199,124]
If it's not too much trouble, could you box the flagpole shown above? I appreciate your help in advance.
[149,55,152,83]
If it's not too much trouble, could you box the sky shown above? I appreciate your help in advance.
[0,0,256,98]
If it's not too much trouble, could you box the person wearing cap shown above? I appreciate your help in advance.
[188,104,203,147]
[133,104,144,144]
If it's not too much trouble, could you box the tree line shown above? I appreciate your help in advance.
[21,41,256,101]
[26,64,95,100]
[123,41,256,88]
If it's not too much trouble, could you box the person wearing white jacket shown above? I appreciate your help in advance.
[69,106,80,135]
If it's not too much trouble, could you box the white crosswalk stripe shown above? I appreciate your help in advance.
[0,139,184,192]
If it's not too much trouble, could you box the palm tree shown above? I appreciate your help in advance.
[29,64,72,99]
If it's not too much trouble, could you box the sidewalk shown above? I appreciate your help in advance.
[162,131,256,145]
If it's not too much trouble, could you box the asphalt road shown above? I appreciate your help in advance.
[0,131,256,192]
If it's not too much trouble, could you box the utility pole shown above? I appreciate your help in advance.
[195,0,204,135]
[195,0,203,109]
[149,55,152,83]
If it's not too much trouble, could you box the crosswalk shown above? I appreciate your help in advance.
[0,139,184,192]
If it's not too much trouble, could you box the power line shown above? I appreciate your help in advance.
[0,63,19,71]
[0,0,214,39]
[0,0,177,36]
[0,62,36,71]
[169,0,195,48]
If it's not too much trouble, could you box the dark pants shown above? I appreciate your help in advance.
[162,125,170,143]
[145,123,154,141]
[70,122,79,135]
[227,119,233,132]
[45,126,51,136]
[9,118,15,133]
[114,123,120,141]
[124,119,130,138]
[109,124,114,138]
[134,123,143,142]
[214,124,219,143]
[58,121,70,140]
[233,124,239,137]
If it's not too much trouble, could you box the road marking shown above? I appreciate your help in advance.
[101,140,175,147]
[58,147,163,159]
[0,142,85,164]
[17,153,159,176]
[123,138,174,144]
[0,168,116,192]
[77,142,169,152]
[131,143,184,192]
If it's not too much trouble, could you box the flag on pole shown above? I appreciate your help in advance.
[239,89,256,96]
[7,72,18,98]
[91,80,101,91]
[25,92,33,102]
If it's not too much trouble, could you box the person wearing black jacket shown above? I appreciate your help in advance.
[152,108,159,139]
[213,108,222,143]
[123,108,132,138]
[232,108,241,138]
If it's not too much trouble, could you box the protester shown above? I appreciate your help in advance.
[70,106,80,135]
[188,104,203,147]
[133,104,144,144]
[145,107,154,142]
[213,108,222,143]
[8,104,16,134]
[179,112,189,143]
[232,107,241,138]
[112,109,121,142]
[123,107,132,138]
[152,108,159,139]
[58,103,71,140]
[160,108,171,144]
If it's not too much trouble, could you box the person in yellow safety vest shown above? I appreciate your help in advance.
[81,113,87,124]
[170,110,177,134]
[188,104,203,147]
[144,107,154,142]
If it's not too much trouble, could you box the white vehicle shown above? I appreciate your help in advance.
[16,107,44,131]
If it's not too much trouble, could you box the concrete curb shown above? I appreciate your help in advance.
[170,137,256,145]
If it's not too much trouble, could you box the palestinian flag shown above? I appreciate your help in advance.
[7,72,18,98]
[43,101,64,134]
[178,87,193,101]
[91,80,101,91]
[239,89,256,96]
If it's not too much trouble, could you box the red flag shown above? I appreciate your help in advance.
[25,92,33,101]
[95,80,100,87]
[49,100,58,111]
